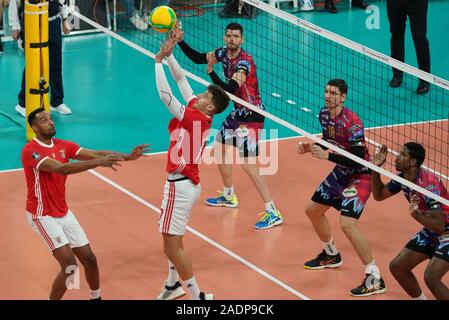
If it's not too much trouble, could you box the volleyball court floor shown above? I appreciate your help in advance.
[1,127,448,300]
[1,2,449,300]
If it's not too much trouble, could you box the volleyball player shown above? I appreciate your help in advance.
[298,79,386,297]
[154,37,230,300]
[372,143,449,300]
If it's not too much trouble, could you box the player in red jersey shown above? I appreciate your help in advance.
[21,107,149,300]
[173,23,283,230]
[154,37,229,300]
[372,142,449,300]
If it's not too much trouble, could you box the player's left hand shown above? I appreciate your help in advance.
[311,144,328,160]
[409,193,420,214]
[207,63,213,74]
[128,144,151,160]
[372,144,388,166]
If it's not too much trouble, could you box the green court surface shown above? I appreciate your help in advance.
[0,0,448,171]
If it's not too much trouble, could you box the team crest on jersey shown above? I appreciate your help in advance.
[59,149,66,159]
[32,152,41,160]
[236,124,249,137]
[342,186,357,197]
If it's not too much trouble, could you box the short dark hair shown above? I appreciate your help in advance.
[226,23,243,36]
[208,84,230,115]
[327,79,348,95]
[404,142,426,167]
[27,107,46,126]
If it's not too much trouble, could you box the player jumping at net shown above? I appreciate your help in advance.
[21,107,149,300]
[154,36,230,300]
[173,23,283,230]
[371,143,449,300]
[297,79,386,297]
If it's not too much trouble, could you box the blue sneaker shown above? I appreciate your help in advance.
[254,210,284,230]
[205,191,239,208]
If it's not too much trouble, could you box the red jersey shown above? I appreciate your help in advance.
[21,138,82,218]
[166,97,212,184]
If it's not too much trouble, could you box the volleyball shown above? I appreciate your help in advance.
[149,6,177,33]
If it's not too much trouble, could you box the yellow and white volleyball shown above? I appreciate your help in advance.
[149,6,177,33]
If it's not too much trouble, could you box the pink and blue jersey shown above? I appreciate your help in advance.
[387,169,449,248]
[387,169,449,226]
[319,106,370,177]
[214,47,263,122]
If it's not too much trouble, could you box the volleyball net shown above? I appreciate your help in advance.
[72,0,449,206]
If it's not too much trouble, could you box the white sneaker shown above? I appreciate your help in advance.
[129,13,148,31]
[199,292,214,300]
[300,0,314,10]
[15,105,26,117]
[51,103,72,115]
[18,39,24,51]
[156,281,186,300]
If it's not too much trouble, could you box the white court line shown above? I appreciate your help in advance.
[87,169,311,300]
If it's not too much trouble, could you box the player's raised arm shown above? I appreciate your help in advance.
[155,39,185,120]
[173,27,209,64]
[165,31,194,103]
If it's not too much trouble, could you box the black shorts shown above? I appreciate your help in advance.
[405,228,439,258]
[311,173,371,220]
[434,234,449,263]
[216,114,264,158]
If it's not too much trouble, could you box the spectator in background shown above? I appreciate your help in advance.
[121,0,148,31]
[324,0,368,14]
[10,0,72,117]
[0,0,9,53]
[151,0,171,9]
[387,0,430,94]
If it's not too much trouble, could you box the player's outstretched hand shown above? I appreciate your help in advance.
[155,38,176,62]
[372,144,388,166]
[409,193,421,214]
[128,144,151,160]
[311,144,328,159]
[98,154,124,171]
[171,23,184,42]
[297,142,311,155]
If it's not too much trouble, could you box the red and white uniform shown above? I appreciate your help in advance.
[159,97,212,235]
[21,138,89,251]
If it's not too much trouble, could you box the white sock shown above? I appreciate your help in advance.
[223,186,234,198]
[412,292,427,300]
[166,261,179,287]
[321,239,339,256]
[184,276,201,300]
[365,260,381,279]
[90,288,101,300]
[265,201,277,212]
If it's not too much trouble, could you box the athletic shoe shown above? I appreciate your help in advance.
[51,103,72,115]
[129,13,148,31]
[156,281,186,300]
[254,210,283,230]
[350,274,386,297]
[15,104,26,117]
[304,250,343,269]
[205,191,239,208]
[199,292,214,300]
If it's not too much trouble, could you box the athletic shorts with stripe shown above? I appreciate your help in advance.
[26,209,89,252]
[159,178,201,236]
